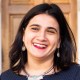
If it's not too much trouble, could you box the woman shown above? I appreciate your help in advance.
[1,3,80,80]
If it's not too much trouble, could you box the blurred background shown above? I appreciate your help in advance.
[0,0,80,74]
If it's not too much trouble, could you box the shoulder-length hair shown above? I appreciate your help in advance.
[9,3,77,73]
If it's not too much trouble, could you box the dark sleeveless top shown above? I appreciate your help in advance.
[0,64,80,80]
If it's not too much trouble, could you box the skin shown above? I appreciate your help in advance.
[22,14,60,75]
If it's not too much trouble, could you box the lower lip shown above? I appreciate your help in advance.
[33,45,47,50]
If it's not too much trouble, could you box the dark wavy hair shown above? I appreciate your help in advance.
[9,3,77,73]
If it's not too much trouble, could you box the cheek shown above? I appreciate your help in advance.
[23,32,35,44]
[49,36,60,46]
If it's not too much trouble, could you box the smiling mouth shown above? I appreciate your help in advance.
[33,43,47,49]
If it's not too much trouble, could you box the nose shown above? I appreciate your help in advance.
[37,31,47,41]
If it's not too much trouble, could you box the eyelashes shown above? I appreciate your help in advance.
[46,29,56,34]
[31,27,39,30]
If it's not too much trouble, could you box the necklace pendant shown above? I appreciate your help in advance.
[28,75,43,80]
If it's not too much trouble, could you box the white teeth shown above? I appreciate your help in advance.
[33,43,47,48]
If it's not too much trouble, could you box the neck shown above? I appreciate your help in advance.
[24,54,54,76]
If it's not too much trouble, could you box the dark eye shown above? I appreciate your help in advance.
[47,29,56,34]
[31,27,39,31]
[32,28,38,30]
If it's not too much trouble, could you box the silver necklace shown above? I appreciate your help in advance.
[23,65,54,80]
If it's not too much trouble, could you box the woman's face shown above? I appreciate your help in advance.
[23,14,60,59]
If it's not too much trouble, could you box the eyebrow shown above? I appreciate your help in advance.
[29,24,40,27]
[29,24,58,32]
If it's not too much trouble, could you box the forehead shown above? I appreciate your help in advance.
[28,14,59,29]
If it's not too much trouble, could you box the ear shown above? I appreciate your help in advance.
[57,38,61,48]
[22,34,24,42]
[22,29,25,42]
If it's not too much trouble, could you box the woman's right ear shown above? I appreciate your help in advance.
[22,35,26,51]
[22,29,25,42]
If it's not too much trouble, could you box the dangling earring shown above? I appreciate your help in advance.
[57,48,60,57]
[22,44,26,51]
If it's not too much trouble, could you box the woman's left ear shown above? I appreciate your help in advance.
[57,39,61,48]
[57,40,61,57]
